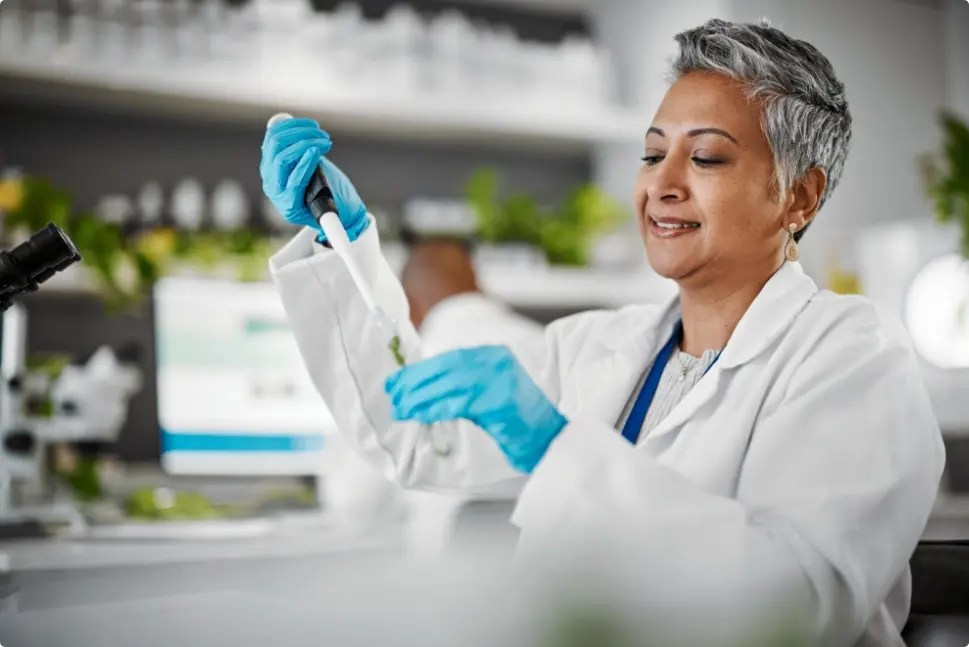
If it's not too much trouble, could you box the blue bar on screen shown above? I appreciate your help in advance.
[161,430,325,453]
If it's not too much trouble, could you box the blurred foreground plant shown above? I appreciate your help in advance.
[541,598,814,647]
[466,168,630,266]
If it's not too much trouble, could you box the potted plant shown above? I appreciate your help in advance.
[919,111,969,493]
[465,168,630,267]
[920,111,969,253]
[0,172,281,312]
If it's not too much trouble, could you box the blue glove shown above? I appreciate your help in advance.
[260,117,370,243]
[384,346,568,473]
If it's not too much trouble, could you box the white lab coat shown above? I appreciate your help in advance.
[270,222,945,647]
[402,292,546,559]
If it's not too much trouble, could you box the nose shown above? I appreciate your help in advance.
[644,154,689,204]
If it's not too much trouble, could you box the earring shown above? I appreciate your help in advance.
[784,223,800,262]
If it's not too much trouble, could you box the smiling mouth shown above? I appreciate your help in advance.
[649,217,701,237]
[652,219,700,230]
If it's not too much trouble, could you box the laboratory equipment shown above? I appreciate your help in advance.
[267,112,452,456]
[0,0,25,55]
[0,224,129,533]
[50,346,143,442]
[385,345,566,473]
[66,0,99,62]
[375,4,423,95]
[94,194,134,225]
[0,223,82,313]
[153,276,333,478]
[137,181,165,226]
[170,177,206,231]
[131,0,167,62]
[24,0,61,56]
[210,179,249,230]
[402,197,477,237]
[97,0,129,63]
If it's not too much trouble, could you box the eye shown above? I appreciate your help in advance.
[692,156,724,168]
[641,155,664,166]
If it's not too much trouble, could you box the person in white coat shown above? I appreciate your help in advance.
[261,18,945,647]
[398,235,546,559]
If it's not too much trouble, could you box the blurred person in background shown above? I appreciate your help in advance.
[324,232,545,559]
[398,233,545,560]
[400,234,544,362]
[263,18,944,647]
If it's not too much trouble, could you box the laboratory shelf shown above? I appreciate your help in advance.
[0,54,647,153]
[40,258,675,310]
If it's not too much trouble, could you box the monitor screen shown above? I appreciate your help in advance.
[154,276,334,475]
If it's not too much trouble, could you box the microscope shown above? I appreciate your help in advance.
[0,223,118,536]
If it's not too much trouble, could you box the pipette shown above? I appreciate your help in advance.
[267,113,452,457]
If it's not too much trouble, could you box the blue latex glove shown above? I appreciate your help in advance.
[384,346,568,473]
[260,117,370,243]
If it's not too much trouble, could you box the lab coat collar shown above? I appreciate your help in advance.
[579,261,817,431]
[716,261,818,370]
[601,260,818,369]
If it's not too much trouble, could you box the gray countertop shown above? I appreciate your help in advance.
[2,493,968,574]
[0,513,403,574]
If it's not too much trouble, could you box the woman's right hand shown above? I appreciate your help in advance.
[260,117,370,242]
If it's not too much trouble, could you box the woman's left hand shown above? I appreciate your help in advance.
[384,346,568,473]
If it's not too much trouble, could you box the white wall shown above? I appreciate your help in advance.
[589,0,732,208]
[590,0,949,283]
[589,0,733,267]
[945,0,969,121]
[731,0,948,281]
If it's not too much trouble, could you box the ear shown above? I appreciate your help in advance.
[785,167,827,230]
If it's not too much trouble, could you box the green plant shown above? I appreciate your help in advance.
[57,457,104,503]
[125,487,235,520]
[2,175,281,312]
[465,168,629,266]
[25,353,73,418]
[3,176,150,310]
[920,111,969,256]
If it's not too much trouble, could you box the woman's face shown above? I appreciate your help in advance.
[634,71,817,287]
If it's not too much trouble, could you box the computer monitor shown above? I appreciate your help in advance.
[153,276,335,476]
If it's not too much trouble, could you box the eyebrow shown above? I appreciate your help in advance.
[647,127,739,145]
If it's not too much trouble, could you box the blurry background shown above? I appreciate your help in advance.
[0,0,967,645]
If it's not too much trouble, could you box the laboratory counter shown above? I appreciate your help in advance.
[0,515,411,647]
[0,514,400,573]
[0,497,968,647]
[0,494,966,574]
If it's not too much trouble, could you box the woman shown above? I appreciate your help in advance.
[263,19,944,646]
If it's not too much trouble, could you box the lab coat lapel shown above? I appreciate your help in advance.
[568,299,679,430]
[644,262,819,442]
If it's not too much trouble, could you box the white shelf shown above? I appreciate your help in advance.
[0,53,645,153]
[39,255,675,310]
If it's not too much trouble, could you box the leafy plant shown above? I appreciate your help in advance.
[125,487,235,520]
[57,457,104,503]
[465,168,629,266]
[1,174,281,312]
[920,111,969,256]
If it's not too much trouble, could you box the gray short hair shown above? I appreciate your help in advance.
[670,19,853,242]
